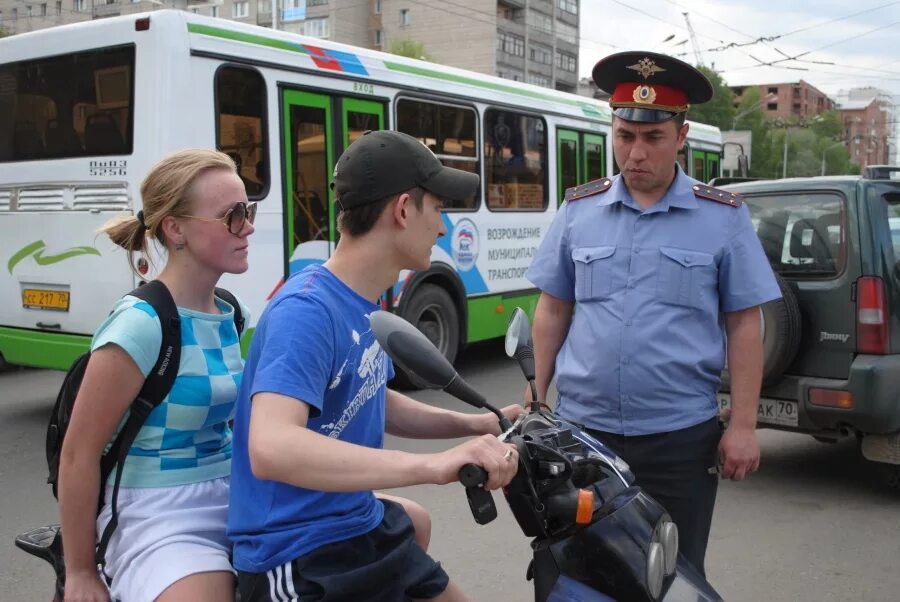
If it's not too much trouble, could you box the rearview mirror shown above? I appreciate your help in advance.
[370,310,495,413]
[505,307,532,359]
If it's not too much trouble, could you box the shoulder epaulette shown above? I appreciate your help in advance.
[692,184,742,208]
[564,178,613,203]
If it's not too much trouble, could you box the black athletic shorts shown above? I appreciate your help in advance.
[237,499,450,601]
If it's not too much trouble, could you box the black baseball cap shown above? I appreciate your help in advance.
[332,130,479,209]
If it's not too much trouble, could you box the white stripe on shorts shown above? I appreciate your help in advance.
[267,566,281,601]
[284,562,299,600]
[266,562,299,602]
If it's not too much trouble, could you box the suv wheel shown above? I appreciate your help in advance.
[760,273,802,386]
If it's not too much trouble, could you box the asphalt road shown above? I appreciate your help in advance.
[2,343,899,601]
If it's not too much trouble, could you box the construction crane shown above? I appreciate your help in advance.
[682,12,705,67]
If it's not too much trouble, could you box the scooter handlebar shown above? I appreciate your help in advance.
[458,463,488,487]
[458,464,497,525]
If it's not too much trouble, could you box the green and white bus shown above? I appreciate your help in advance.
[0,10,723,372]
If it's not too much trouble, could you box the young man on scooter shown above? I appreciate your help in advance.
[227,130,521,601]
[526,52,781,575]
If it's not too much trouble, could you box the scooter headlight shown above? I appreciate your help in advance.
[646,541,665,600]
[660,520,678,576]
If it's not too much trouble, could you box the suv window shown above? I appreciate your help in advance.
[881,190,900,259]
[744,193,845,277]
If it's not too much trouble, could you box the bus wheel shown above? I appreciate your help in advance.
[394,284,460,390]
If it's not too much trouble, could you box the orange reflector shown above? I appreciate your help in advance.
[496,305,504,313]
[809,388,854,410]
[575,489,594,524]
[135,17,150,31]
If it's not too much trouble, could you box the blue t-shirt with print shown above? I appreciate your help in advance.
[228,265,395,573]
[91,293,246,488]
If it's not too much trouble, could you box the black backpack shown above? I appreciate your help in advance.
[44,279,244,569]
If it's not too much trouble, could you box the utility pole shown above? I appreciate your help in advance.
[682,12,704,67]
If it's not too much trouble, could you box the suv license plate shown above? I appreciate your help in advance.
[22,288,70,312]
[717,393,799,427]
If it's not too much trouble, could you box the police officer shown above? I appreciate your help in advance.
[526,51,781,575]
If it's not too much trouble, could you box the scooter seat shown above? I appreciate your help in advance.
[15,524,63,565]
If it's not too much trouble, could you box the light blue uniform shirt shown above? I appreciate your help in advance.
[527,165,781,436]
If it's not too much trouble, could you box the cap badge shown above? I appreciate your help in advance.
[633,85,657,104]
[627,58,665,80]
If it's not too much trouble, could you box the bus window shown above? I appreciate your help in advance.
[584,134,605,181]
[693,152,706,182]
[557,134,578,206]
[677,144,689,174]
[215,65,268,199]
[484,109,547,211]
[0,45,134,162]
[707,153,720,180]
[396,97,479,210]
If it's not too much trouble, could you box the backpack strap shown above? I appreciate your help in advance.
[214,287,245,335]
[96,280,181,568]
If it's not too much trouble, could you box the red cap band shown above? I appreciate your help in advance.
[610,82,689,112]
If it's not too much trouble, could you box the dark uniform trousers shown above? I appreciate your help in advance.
[586,417,722,576]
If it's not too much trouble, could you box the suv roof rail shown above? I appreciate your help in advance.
[708,176,763,187]
[862,165,900,180]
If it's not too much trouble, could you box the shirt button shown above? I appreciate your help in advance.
[633,248,640,254]
[625,319,632,326]
[684,256,692,264]
[623,357,630,364]
[627,281,634,288]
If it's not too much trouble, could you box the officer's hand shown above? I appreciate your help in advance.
[718,425,760,481]
[428,435,519,490]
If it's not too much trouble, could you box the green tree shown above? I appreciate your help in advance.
[730,88,777,178]
[389,39,433,62]
[685,66,736,131]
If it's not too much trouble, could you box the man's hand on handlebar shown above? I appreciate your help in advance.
[476,404,526,437]
[427,435,519,491]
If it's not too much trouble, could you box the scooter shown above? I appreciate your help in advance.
[370,307,724,602]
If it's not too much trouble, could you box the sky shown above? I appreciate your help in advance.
[577,0,900,101]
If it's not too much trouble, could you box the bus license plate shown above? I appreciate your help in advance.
[717,393,799,427]
[22,288,70,312]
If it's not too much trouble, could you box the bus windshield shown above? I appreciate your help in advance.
[0,44,135,162]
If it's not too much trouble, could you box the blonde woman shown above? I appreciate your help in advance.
[58,149,255,602]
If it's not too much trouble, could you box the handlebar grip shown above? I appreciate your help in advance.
[458,463,489,488]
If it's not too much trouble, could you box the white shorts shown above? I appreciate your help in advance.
[96,477,233,602]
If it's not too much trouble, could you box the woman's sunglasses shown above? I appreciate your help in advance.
[182,201,258,235]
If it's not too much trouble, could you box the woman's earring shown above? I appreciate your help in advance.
[175,242,185,251]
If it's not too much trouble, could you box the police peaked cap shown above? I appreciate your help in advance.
[592,51,714,123]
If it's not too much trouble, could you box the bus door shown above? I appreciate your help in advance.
[557,129,606,206]
[281,89,383,275]
[706,152,721,181]
[692,149,708,183]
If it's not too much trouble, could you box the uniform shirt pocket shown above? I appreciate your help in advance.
[656,247,715,308]
[572,246,616,301]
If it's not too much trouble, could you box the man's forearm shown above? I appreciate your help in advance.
[384,389,483,439]
[726,308,764,430]
[533,293,574,402]
[251,422,435,491]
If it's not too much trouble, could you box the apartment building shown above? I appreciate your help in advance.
[837,86,900,167]
[0,0,580,93]
[731,80,835,121]
[837,87,896,169]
